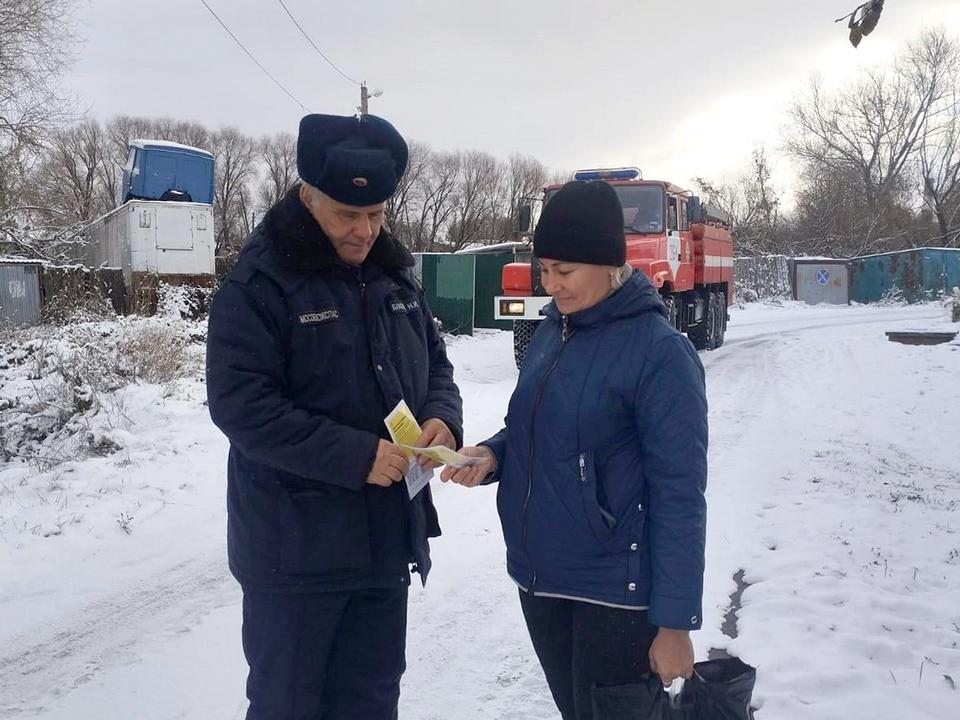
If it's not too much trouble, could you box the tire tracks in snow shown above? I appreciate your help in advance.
[0,556,232,717]
[720,308,942,349]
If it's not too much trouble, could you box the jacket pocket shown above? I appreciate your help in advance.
[579,451,618,544]
[278,485,371,574]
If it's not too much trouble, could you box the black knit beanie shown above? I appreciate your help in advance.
[533,181,626,266]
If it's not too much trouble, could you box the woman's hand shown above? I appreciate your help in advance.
[415,418,456,470]
[439,446,496,487]
[649,628,694,688]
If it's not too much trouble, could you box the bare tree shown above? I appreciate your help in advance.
[407,151,460,252]
[0,0,78,254]
[789,161,869,257]
[385,140,430,238]
[34,119,107,223]
[236,184,255,239]
[501,154,547,240]
[915,36,960,247]
[920,105,960,246]
[787,28,960,254]
[446,151,505,251]
[104,115,155,170]
[151,118,210,150]
[694,148,785,255]
[0,0,77,149]
[211,127,256,253]
[0,138,31,220]
[747,147,782,242]
[256,132,297,213]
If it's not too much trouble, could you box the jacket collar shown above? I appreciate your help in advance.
[261,184,414,275]
[543,271,667,328]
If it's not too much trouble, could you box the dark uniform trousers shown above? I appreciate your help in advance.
[243,586,408,720]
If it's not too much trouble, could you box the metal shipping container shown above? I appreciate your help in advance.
[793,260,850,305]
[0,259,43,327]
[81,200,216,283]
[849,248,960,303]
[77,199,216,311]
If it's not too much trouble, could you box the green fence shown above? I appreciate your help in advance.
[419,254,475,335]
[416,252,518,335]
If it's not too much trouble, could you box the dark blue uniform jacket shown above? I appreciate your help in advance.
[206,187,463,592]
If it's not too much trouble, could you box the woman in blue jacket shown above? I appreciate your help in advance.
[442,180,708,720]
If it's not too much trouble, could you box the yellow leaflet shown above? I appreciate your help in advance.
[400,445,484,469]
[384,399,422,449]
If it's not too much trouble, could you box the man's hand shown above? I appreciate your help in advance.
[414,418,456,469]
[366,439,409,487]
[649,628,694,688]
[439,446,496,488]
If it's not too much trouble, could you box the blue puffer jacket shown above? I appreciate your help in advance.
[206,187,463,593]
[482,271,707,629]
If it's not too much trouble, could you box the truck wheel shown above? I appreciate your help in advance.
[688,292,717,351]
[713,292,727,348]
[513,319,538,369]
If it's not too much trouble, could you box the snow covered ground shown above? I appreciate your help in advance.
[1,300,958,719]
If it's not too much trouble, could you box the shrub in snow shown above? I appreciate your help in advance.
[0,316,204,466]
[116,323,189,384]
[878,286,907,306]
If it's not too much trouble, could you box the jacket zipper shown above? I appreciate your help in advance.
[523,315,572,592]
[356,273,415,564]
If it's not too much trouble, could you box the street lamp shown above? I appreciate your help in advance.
[360,84,383,115]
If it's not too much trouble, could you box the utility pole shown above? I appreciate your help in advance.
[360,83,369,115]
[358,83,382,116]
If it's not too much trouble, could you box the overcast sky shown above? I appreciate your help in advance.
[66,0,960,192]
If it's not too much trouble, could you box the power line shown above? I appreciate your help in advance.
[198,0,308,112]
[276,0,361,86]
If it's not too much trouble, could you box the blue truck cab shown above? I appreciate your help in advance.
[121,140,215,205]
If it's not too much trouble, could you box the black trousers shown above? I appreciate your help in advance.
[242,587,408,720]
[519,590,659,720]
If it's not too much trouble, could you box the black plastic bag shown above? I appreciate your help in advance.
[591,657,756,720]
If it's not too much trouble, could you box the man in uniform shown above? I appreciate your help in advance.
[206,113,463,719]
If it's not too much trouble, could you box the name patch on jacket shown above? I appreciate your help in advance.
[389,298,421,314]
[299,309,340,325]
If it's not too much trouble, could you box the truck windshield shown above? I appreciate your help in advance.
[616,185,664,233]
[544,184,664,234]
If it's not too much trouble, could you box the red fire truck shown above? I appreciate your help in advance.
[495,167,735,367]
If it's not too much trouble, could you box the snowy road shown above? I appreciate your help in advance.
[1,302,957,719]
